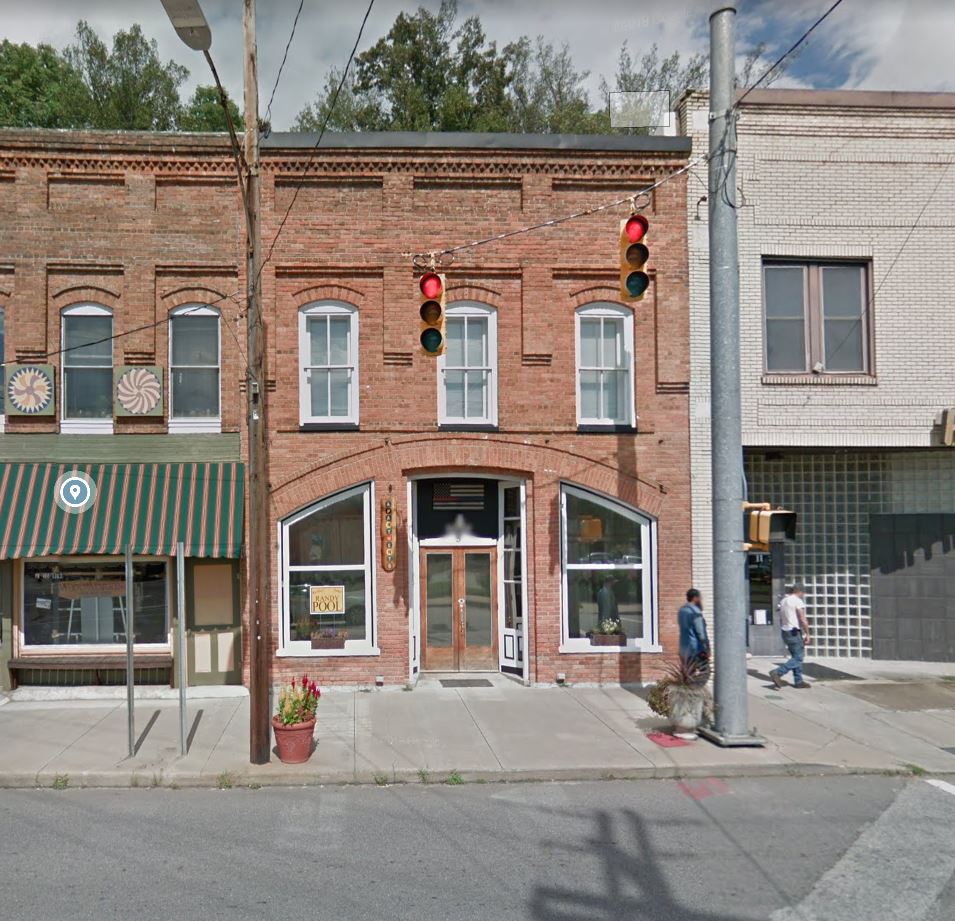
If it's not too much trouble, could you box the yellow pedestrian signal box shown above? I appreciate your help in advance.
[745,505,797,552]
[619,214,650,301]
[418,272,446,356]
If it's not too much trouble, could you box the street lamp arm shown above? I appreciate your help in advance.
[202,49,250,216]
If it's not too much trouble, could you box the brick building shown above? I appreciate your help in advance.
[0,127,693,690]
[679,89,955,661]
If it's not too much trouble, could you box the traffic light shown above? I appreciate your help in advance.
[619,214,650,301]
[744,505,797,552]
[418,272,446,356]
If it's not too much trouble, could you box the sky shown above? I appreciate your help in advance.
[3,0,954,130]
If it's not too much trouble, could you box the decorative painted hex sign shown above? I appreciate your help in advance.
[5,364,55,416]
[114,366,163,417]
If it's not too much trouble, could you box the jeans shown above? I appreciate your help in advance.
[777,631,805,684]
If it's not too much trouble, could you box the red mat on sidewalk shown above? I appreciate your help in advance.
[646,731,691,748]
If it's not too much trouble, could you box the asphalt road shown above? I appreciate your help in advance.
[1,776,954,921]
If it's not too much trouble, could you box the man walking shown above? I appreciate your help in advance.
[678,588,710,668]
[771,584,811,689]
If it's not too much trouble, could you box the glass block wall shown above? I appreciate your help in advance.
[745,450,955,658]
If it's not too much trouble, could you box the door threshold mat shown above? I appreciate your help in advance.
[800,663,863,681]
[942,747,955,756]
[439,678,494,688]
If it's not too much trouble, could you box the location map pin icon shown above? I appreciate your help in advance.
[69,483,82,500]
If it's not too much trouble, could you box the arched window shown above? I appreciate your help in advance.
[560,484,658,651]
[438,301,497,426]
[280,483,377,656]
[61,303,113,431]
[575,303,635,427]
[169,304,221,432]
[299,301,359,426]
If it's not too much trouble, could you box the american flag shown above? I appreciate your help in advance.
[433,481,485,511]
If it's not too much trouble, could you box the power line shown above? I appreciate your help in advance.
[263,0,306,129]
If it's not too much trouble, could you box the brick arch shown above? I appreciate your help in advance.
[568,285,630,311]
[445,282,503,308]
[0,288,11,299]
[160,285,237,312]
[52,285,120,309]
[272,436,665,521]
[291,283,365,310]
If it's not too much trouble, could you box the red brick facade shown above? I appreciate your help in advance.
[0,129,692,688]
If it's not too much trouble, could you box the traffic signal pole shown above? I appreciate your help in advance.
[702,1,763,746]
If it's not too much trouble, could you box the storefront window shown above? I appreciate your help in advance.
[560,485,656,650]
[281,484,376,655]
[23,560,168,647]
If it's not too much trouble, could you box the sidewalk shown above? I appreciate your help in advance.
[1,657,955,788]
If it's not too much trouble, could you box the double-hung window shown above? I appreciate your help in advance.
[438,302,497,426]
[169,305,221,432]
[61,304,113,433]
[576,304,635,427]
[763,261,871,375]
[299,302,358,426]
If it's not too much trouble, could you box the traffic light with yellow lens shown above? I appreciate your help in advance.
[418,272,446,356]
[619,214,650,301]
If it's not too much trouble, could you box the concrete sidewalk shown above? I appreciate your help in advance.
[2,657,955,788]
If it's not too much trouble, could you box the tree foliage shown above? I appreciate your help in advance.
[179,85,244,133]
[0,39,88,128]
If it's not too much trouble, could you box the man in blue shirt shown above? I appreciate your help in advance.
[678,588,710,667]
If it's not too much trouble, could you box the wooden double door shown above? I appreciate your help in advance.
[420,547,498,671]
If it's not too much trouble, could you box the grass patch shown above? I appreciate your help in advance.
[904,763,927,777]
[417,767,431,784]
[51,774,70,791]
[446,769,464,786]
[374,773,389,786]
[216,771,237,790]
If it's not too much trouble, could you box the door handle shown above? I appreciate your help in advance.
[457,598,465,631]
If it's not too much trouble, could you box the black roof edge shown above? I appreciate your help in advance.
[262,131,692,153]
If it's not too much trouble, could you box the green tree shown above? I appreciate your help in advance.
[179,84,244,133]
[64,21,187,130]
[0,39,88,128]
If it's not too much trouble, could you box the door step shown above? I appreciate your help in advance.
[438,678,494,688]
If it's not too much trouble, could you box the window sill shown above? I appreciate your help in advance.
[168,419,222,434]
[576,424,637,434]
[299,422,360,432]
[559,643,662,654]
[60,420,114,435]
[761,372,876,386]
[277,645,380,658]
[437,423,498,432]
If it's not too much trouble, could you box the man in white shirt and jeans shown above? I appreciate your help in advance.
[771,584,812,689]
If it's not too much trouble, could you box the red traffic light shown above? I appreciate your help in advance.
[624,214,648,244]
[419,272,444,300]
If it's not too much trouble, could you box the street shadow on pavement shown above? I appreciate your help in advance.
[529,808,747,921]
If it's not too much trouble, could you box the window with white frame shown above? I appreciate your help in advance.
[299,302,358,425]
[280,483,376,655]
[438,302,497,425]
[169,305,221,432]
[0,306,5,422]
[560,484,656,651]
[575,303,635,426]
[62,304,113,430]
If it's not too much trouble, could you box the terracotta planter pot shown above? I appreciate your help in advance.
[311,634,346,650]
[590,634,627,646]
[272,716,316,763]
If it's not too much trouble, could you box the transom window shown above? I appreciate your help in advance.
[560,484,656,651]
[763,261,871,375]
[575,304,635,426]
[438,302,497,426]
[169,305,221,432]
[299,302,358,425]
[62,304,113,431]
[280,483,376,656]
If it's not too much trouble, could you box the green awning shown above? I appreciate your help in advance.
[0,462,244,559]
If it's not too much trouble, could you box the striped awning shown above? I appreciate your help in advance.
[0,462,244,559]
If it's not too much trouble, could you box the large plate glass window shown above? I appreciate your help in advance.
[61,304,113,432]
[299,301,359,425]
[169,305,221,432]
[438,302,497,426]
[22,560,168,648]
[560,484,656,651]
[575,303,634,426]
[281,483,376,655]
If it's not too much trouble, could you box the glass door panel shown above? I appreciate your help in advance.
[422,552,455,670]
[462,551,496,670]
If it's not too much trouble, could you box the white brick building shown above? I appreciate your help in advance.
[678,88,955,660]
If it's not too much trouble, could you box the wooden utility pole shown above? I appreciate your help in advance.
[244,0,271,764]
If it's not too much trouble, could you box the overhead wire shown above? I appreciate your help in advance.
[263,0,306,131]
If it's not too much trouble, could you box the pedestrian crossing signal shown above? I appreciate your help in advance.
[419,272,446,356]
[745,506,797,552]
[619,215,650,301]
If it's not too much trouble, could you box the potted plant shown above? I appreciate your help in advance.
[646,656,712,739]
[311,626,348,650]
[589,618,627,646]
[272,674,321,763]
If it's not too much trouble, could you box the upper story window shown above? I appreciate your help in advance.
[575,303,635,427]
[299,302,358,426]
[169,305,221,433]
[62,304,113,433]
[0,306,5,422]
[763,261,871,376]
[438,302,497,426]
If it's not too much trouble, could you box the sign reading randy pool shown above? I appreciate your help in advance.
[310,585,345,615]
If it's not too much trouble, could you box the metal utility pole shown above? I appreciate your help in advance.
[702,1,762,747]
[243,0,272,765]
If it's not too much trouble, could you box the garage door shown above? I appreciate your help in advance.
[869,513,955,661]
